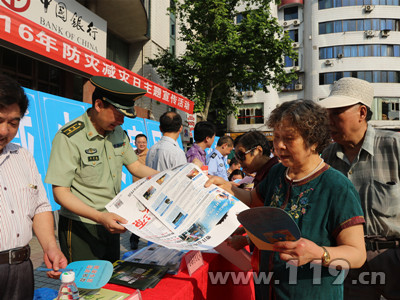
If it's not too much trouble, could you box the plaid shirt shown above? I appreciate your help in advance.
[322,125,400,238]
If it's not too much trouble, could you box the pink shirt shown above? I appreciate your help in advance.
[0,143,51,251]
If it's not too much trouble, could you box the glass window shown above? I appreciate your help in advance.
[380,0,387,4]
[344,45,352,56]
[326,73,334,84]
[345,20,357,31]
[326,47,333,58]
[385,19,394,30]
[319,0,326,9]
[372,0,380,4]
[351,45,358,56]
[381,71,387,82]
[365,71,373,82]
[387,0,393,4]
[288,30,298,42]
[319,23,326,34]
[357,19,364,31]
[365,44,373,56]
[393,0,399,5]
[285,56,294,67]
[394,45,400,57]
[364,0,371,4]
[335,0,343,6]
[372,19,380,30]
[334,20,343,32]
[319,73,325,85]
[236,13,244,24]
[381,45,388,56]
[326,22,334,33]
[387,45,394,56]
[373,71,381,82]
[380,19,386,30]
[335,72,343,81]
[349,0,357,4]
[319,48,325,59]
[356,0,364,4]
[284,7,298,21]
[342,0,350,5]
[388,71,395,82]
[358,71,365,80]
[343,71,352,77]
[326,0,334,8]
[363,19,371,30]
[359,45,365,56]
[373,45,381,56]
[333,46,343,58]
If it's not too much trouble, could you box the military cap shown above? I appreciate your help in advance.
[90,76,147,118]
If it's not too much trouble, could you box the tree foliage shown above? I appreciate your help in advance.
[148,0,297,121]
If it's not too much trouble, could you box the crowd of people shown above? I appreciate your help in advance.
[1,74,399,300]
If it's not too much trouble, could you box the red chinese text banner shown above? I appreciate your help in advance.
[0,7,194,114]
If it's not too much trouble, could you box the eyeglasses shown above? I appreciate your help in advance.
[235,147,257,161]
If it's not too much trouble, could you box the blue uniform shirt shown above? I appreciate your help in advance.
[206,149,228,180]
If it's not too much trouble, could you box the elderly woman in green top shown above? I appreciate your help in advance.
[206,100,366,300]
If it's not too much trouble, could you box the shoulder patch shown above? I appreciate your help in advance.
[62,121,85,138]
[211,153,217,158]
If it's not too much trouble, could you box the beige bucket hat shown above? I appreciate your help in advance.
[319,77,374,109]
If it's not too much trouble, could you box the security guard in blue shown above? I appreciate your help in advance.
[206,135,234,181]
[45,76,159,263]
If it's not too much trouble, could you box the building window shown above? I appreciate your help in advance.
[284,7,298,21]
[319,19,400,34]
[107,32,129,69]
[287,30,299,42]
[319,44,400,59]
[319,0,400,8]
[237,103,264,125]
[0,46,84,101]
[320,71,400,84]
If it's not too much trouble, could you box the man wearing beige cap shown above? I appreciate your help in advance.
[45,76,158,263]
[320,77,400,300]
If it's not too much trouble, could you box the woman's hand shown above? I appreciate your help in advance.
[273,238,323,266]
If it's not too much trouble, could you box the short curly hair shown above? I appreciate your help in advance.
[267,100,331,154]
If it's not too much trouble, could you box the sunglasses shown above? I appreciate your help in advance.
[235,147,257,161]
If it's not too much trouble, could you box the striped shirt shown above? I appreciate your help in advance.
[322,125,400,238]
[0,143,51,251]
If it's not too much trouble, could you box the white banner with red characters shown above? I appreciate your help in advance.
[0,6,194,114]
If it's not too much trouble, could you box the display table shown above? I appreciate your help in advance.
[104,253,255,300]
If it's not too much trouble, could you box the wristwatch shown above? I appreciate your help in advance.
[321,246,331,265]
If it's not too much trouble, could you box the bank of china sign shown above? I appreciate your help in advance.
[0,0,107,57]
[0,2,194,113]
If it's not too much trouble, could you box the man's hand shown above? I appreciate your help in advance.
[43,246,68,279]
[97,212,128,234]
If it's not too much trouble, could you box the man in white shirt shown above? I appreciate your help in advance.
[0,74,67,300]
[146,111,186,171]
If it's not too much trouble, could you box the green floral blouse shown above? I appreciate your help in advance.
[255,163,365,300]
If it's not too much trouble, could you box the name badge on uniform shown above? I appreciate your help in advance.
[88,156,99,162]
[219,163,224,167]
[211,153,217,158]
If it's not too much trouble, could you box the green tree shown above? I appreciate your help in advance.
[148,0,297,122]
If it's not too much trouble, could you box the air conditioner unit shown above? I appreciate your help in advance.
[365,30,375,37]
[365,5,374,12]
[293,42,299,49]
[245,91,254,97]
[295,84,303,90]
[337,53,344,59]
[293,19,300,26]
[381,29,391,37]
[325,59,333,66]
[292,66,299,71]
[283,21,289,27]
